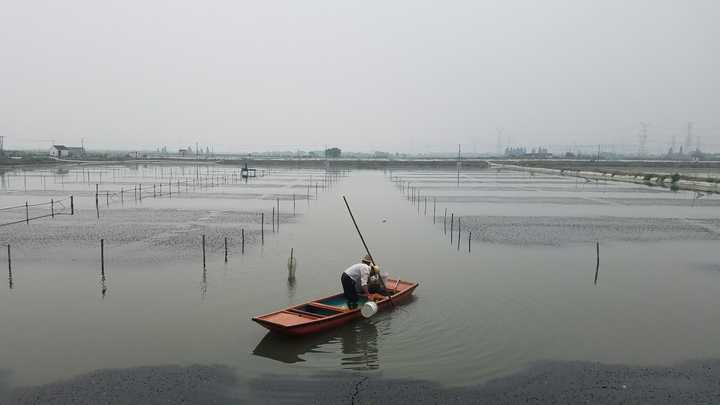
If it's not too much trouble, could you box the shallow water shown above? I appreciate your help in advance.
[1,164,720,388]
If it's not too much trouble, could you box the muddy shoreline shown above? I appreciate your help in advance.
[2,359,719,404]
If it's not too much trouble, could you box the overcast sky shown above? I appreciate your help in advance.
[1,1,718,153]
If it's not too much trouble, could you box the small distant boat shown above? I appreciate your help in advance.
[252,278,418,336]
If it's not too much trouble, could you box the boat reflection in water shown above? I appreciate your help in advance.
[253,320,380,370]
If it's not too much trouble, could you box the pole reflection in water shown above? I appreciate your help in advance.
[100,271,107,298]
[252,321,380,370]
[287,277,296,305]
[200,267,207,300]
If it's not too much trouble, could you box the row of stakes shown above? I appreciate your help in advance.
[9,169,261,193]
[5,177,327,225]
[6,165,347,224]
[387,173,603,284]
[4,204,291,293]
[4,172,347,291]
[389,175,472,253]
[91,178,331,219]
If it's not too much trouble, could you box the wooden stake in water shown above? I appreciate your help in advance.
[293,193,296,215]
[241,228,245,254]
[224,237,228,263]
[424,196,427,216]
[50,199,54,218]
[95,184,99,218]
[443,208,447,234]
[70,196,74,215]
[433,198,436,224]
[272,206,275,233]
[288,248,296,280]
[261,213,264,245]
[457,218,461,251]
[468,232,471,253]
[202,234,206,269]
[139,184,142,201]
[594,241,600,285]
[100,239,105,273]
[450,213,454,245]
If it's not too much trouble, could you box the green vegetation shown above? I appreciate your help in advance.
[324,147,342,158]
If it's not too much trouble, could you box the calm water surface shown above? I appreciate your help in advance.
[1,165,719,388]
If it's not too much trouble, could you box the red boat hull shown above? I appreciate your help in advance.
[252,279,418,336]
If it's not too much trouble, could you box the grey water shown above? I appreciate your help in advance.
[1,165,720,389]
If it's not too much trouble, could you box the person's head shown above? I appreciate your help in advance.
[361,254,372,265]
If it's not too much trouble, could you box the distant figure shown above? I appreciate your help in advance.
[341,255,372,309]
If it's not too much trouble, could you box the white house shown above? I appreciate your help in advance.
[49,145,85,158]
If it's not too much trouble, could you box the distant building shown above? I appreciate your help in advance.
[49,145,85,158]
[179,148,188,156]
[504,147,527,157]
[504,146,552,159]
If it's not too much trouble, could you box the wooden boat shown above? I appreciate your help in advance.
[252,278,418,336]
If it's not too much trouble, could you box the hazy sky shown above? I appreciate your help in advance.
[1,1,718,153]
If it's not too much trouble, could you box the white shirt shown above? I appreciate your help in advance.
[343,263,371,292]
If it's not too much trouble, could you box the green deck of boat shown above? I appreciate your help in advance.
[317,295,369,309]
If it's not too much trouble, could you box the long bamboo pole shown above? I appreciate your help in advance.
[342,196,375,265]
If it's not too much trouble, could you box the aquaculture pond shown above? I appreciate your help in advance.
[1,164,720,389]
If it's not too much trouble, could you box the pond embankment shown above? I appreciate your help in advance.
[492,160,720,194]
[219,158,490,169]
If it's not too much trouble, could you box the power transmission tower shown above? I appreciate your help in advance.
[638,122,648,156]
[684,122,693,154]
[496,129,503,156]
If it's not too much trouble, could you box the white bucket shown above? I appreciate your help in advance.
[361,301,378,318]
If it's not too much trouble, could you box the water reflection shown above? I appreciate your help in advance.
[200,268,207,300]
[100,266,107,298]
[253,321,380,370]
[286,277,296,303]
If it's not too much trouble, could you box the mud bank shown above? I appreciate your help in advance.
[2,359,719,404]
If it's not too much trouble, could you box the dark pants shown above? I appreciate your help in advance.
[341,273,359,309]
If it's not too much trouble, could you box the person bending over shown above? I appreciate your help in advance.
[340,254,373,309]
